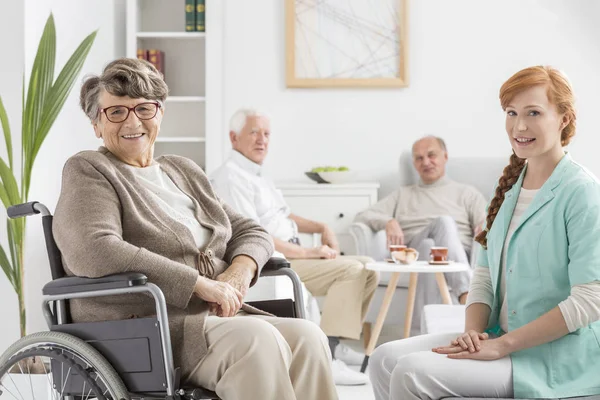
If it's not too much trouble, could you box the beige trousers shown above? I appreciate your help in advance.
[290,256,379,340]
[186,313,338,400]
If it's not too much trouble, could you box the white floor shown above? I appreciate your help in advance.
[336,368,375,400]
[335,326,403,400]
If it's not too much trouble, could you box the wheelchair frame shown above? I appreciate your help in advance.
[3,201,306,400]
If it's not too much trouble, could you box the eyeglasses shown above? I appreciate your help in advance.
[99,102,161,123]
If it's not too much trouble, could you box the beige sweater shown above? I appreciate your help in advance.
[355,177,487,250]
[53,147,273,380]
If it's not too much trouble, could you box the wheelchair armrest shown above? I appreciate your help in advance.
[261,257,290,273]
[42,272,148,296]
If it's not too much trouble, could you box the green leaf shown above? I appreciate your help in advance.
[7,220,19,279]
[0,157,19,206]
[30,29,97,173]
[0,96,13,170]
[7,219,22,293]
[23,13,55,165]
[0,243,15,289]
[0,173,10,209]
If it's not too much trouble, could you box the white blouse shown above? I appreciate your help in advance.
[127,163,211,249]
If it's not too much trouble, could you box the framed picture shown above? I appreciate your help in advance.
[285,0,409,88]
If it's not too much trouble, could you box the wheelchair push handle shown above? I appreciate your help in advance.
[8,201,51,218]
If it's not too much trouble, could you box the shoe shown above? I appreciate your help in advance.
[331,359,369,386]
[334,343,365,366]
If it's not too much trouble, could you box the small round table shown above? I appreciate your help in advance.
[360,260,470,372]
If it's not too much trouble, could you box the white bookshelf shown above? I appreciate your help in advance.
[136,32,206,39]
[126,0,223,171]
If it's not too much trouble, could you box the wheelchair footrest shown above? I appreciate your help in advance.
[184,388,219,399]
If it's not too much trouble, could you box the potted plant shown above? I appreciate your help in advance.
[0,14,96,343]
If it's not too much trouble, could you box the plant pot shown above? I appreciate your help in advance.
[8,357,49,374]
[4,372,53,399]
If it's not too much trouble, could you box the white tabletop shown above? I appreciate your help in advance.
[366,260,470,273]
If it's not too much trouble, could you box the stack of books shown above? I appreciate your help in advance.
[137,49,165,76]
[185,0,205,32]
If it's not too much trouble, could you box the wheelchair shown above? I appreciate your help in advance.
[0,201,306,400]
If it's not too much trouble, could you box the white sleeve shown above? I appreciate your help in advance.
[466,267,494,309]
[558,281,600,332]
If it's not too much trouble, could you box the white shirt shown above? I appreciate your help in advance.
[468,187,600,333]
[210,151,298,241]
[127,163,211,249]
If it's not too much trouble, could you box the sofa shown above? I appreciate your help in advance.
[352,152,508,334]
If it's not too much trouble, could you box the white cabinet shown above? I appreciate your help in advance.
[276,182,380,255]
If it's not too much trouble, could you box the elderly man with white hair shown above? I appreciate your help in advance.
[210,108,379,386]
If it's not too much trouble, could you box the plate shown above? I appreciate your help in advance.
[428,260,452,265]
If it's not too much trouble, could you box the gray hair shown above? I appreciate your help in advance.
[229,108,270,135]
[80,57,169,122]
[413,135,447,153]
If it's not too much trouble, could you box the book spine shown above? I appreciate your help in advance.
[185,0,196,32]
[148,49,165,77]
[159,51,165,77]
[136,48,146,60]
[196,0,205,32]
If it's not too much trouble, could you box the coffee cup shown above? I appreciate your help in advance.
[389,244,407,254]
[430,247,448,262]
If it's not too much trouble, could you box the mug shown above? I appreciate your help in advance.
[389,244,407,254]
[430,247,448,262]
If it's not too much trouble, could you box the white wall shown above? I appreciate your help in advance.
[0,0,25,351]
[2,0,600,352]
[220,0,600,196]
[0,0,126,352]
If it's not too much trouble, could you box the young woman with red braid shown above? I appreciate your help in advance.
[369,66,600,400]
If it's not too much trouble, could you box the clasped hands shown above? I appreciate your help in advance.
[432,330,511,361]
[192,257,256,317]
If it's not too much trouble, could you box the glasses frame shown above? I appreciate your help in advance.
[99,101,161,123]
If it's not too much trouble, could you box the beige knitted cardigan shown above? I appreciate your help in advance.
[53,147,274,380]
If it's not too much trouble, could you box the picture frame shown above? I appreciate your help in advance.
[285,0,409,88]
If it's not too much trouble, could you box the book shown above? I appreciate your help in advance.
[185,0,196,32]
[148,49,165,77]
[136,48,147,61]
[196,0,205,32]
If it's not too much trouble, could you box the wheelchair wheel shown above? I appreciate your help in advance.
[0,331,129,400]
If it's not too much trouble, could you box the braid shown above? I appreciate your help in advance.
[475,152,526,248]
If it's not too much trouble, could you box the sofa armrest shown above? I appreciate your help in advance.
[349,222,373,256]
[42,272,147,296]
[349,222,388,260]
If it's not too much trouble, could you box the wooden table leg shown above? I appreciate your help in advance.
[403,272,419,338]
[362,322,372,350]
[361,272,400,373]
[435,272,453,304]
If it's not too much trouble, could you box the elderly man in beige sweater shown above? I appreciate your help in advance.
[355,136,487,333]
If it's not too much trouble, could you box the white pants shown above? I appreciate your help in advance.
[369,332,513,400]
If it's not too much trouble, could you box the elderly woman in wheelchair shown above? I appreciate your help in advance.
[0,58,337,400]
